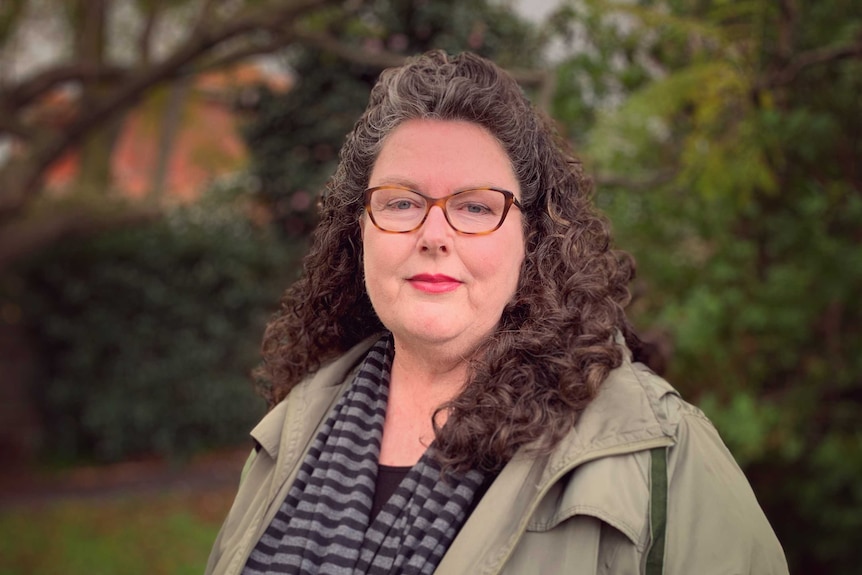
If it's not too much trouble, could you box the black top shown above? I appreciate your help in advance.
[371,464,412,520]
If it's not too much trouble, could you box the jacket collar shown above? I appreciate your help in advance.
[542,348,677,479]
[250,335,378,460]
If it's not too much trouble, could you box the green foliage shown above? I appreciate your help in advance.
[0,0,26,44]
[552,0,862,571]
[0,490,229,575]
[243,0,542,237]
[15,181,298,462]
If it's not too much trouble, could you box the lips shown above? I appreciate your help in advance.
[407,273,462,294]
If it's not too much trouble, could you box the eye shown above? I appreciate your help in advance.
[459,202,491,215]
[386,197,422,210]
[450,198,495,216]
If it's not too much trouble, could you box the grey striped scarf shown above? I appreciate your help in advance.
[243,335,486,575]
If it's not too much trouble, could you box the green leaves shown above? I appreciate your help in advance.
[553,1,862,570]
[17,183,299,462]
[699,391,783,465]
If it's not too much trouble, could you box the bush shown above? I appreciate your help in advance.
[17,183,300,462]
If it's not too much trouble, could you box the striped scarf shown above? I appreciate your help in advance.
[243,335,486,575]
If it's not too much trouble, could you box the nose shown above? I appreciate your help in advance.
[417,205,453,252]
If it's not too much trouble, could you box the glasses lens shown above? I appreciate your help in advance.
[446,189,508,233]
[367,188,427,232]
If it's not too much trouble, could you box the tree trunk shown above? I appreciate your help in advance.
[73,0,116,197]
[151,77,192,200]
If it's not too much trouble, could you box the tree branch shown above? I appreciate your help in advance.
[137,1,159,66]
[294,28,554,88]
[594,169,677,191]
[0,113,37,140]
[766,37,862,88]
[190,32,300,75]
[0,0,348,222]
[0,63,127,111]
[291,28,405,68]
[777,0,798,61]
[291,29,555,108]
[0,204,161,273]
[509,67,555,111]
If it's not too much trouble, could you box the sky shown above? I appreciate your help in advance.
[511,0,562,22]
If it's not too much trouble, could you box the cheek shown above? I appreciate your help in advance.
[500,248,526,299]
[470,240,524,290]
[361,232,399,302]
[487,229,525,282]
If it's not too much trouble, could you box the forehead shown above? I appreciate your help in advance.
[369,119,519,196]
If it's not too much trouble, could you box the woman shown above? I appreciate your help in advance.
[206,51,788,575]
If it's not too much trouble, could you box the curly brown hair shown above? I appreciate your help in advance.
[257,50,641,473]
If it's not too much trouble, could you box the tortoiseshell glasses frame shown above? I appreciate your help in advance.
[364,185,523,235]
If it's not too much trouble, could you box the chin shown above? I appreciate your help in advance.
[404,326,460,344]
[388,320,457,344]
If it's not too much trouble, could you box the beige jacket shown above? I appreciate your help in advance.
[206,337,789,575]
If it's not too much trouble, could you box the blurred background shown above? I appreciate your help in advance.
[0,0,859,573]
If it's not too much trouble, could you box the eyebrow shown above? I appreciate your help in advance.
[368,176,419,190]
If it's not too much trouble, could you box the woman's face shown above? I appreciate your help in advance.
[361,119,526,357]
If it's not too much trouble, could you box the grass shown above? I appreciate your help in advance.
[0,488,235,575]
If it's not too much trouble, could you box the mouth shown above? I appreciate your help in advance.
[407,273,462,294]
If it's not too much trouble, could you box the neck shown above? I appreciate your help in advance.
[377,336,472,466]
[390,336,471,401]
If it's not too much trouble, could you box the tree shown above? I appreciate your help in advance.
[550,0,861,571]
[0,0,419,271]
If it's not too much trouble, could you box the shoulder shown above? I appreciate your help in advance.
[540,353,789,573]
[602,357,776,521]
[598,349,734,457]
[602,358,789,574]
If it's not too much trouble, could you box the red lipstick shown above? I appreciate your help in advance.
[407,273,461,294]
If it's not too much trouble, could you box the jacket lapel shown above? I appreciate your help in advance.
[249,336,378,518]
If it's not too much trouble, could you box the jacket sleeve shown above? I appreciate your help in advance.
[662,406,789,574]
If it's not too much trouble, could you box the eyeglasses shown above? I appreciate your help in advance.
[364,186,523,235]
